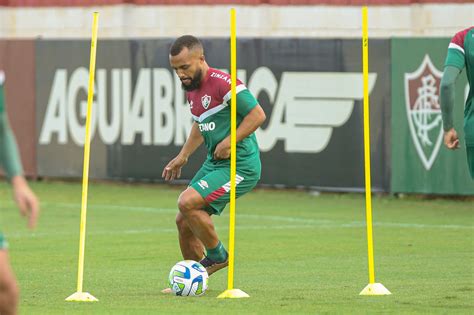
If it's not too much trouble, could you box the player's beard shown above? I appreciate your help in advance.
[181,68,203,91]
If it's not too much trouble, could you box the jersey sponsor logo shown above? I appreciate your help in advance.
[198,122,215,132]
[404,54,443,170]
[197,179,209,190]
[38,67,375,154]
[201,94,211,109]
[210,72,231,84]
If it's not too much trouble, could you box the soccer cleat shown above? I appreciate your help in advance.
[199,255,229,276]
[161,287,173,294]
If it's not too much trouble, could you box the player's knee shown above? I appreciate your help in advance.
[177,193,193,215]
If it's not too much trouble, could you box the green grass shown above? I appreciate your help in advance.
[1,180,473,314]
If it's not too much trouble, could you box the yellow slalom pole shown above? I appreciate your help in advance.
[362,5,375,286]
[66,12,99,302]
[359,6,390,296]
[228,7,237,292]
[217,7,249,299]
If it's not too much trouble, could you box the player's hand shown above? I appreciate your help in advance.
[213,137,231,160]
[444,128,460,150]
[11,176,40,230]
[162,155,188,181]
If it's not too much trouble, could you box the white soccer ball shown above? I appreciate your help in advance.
[168,260,209,296]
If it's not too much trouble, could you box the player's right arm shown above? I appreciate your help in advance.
[0,81,39,229]
[440,28,468,150]
[162,122,203,181]
[440,66,462,150]
[0,111,23,179]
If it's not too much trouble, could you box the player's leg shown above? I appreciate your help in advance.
[175,211,204,261]
[0,248,19,315]
[162,199,214,294]
[177,187,229,275]
[174,163,216,261]
[187,167,260,274]
[177,188,222,254]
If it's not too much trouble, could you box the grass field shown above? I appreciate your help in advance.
[1,180,473,314]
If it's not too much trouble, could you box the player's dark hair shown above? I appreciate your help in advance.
[170,35,203,56]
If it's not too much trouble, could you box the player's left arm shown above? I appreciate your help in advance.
[235,105,266,141]
[214,89,266,160]
[0,81,40,229]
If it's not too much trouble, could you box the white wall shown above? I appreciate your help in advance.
[0,4,472,39]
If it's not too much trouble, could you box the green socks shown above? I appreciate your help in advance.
[206,241,228,263]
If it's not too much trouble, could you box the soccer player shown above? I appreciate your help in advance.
[0,70,39,315]
[162,36,266,277]
[440,26,474,179]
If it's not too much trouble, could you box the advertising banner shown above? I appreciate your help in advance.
[36,38,391,191]
[391,38,473,195]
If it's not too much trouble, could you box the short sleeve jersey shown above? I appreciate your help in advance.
[444,27,474,113]
[186,68,260,169]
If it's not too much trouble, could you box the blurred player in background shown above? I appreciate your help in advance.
[440,26,474,179]
[0,70,39,315]
[162,35,266,280]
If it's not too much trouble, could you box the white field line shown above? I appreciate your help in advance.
[6,225,321,239]
[40,202,474,229]
[42,202,176,213]
[2,202,473,240]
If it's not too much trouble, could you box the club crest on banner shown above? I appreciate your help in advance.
[201,94,211,109]
[404,54,444,170]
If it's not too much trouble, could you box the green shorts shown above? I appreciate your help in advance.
[467,146,474,179]
[190,162,260,215]
[0,232,8,250]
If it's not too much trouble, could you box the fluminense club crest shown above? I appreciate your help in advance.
[201,94,211,109]
[404,54,443,170]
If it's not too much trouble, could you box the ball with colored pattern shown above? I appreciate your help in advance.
[168,260,208,296]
